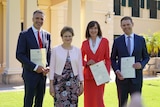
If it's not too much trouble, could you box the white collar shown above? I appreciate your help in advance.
[89,36,102,54]
[125,33,134,39]
[31,25,42,33]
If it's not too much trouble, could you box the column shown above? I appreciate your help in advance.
[50,6,62,47]
[67,0,81,47]
[81,0,94,41]
[2,0,22,84]
[0,2,3,67]
[38,5,50,32]
[23,0,37,30]
[2,2,6,70]
[103,0,114,51]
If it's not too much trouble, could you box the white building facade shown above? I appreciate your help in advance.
[0,0,159,84]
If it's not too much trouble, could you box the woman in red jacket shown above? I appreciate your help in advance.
[81,21,111,107]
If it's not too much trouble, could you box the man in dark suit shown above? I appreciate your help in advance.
[110,16,149,107]
[16,10,51,107]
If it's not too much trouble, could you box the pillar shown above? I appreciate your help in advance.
[81,0,94,41]
[23,0,37,30]
[38,5,50,32]
[50,6,63,47]
[0,2,3,68]
[2,2,6,70]
[2,0,22,84]
[67,0,82,47]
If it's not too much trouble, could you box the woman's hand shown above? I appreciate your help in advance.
[49,81,55,97]
[78,82,84,96]
[87,59,95,65]
[43,67,50,76]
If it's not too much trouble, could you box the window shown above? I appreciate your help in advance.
[132,0,140,17]
[150,0,157,18]
[128,0,132,7]
[158,1,160,10]
[122,0,126,6]
[147,0,150,9]
[114,0,121,15]
[140,0,144,8]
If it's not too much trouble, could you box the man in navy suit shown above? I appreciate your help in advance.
[16,10,51,107]
[111,16,149,107]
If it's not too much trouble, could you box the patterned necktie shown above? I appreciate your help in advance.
[127,36,131,56]
[38,31,43,48]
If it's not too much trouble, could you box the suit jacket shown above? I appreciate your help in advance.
[111,34,149,84]
[81,37,111,80]
[16,27,51,80]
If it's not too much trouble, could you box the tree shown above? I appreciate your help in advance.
[142,31,160,57]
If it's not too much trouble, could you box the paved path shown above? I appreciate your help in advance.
[0,70,160,92]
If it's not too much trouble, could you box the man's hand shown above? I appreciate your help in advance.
[116,70,124,80]
[36,66,45,73]
[133,62,142,69]
[36,66,49,76]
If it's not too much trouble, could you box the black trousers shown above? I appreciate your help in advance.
[23,75,46,107]
[116,78,142,107]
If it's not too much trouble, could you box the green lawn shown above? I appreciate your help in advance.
[0,79,160,107]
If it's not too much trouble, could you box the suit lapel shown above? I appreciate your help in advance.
[121,35,130,56]
[132,34,138,56]
[29,28,39,48]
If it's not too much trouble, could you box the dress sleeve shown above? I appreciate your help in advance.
[104,39,111,74]
[81,41,87,67]
[49,48,56,80]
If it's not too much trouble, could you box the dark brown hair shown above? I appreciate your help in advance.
[60,26,74,37]
[85,21,102,39]
[121,16,133,24]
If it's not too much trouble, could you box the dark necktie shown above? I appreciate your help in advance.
[38,31,43,48]
[127,36,131,56]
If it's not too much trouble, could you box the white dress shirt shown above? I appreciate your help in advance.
[31,26,44,71]
[32,26,43,46]
[89,36,102,54]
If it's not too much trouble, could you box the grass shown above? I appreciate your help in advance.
[0,79,160,107]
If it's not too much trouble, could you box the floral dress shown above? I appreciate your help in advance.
[53,55,80,107]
